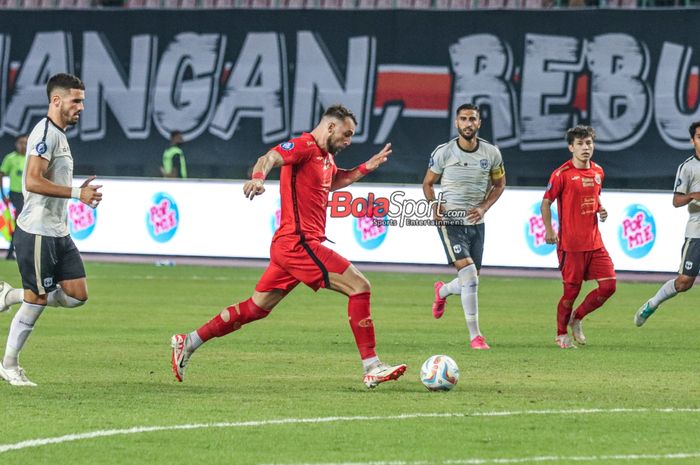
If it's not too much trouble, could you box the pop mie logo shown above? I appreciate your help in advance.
[618,204,655,258]
[147,192,179,243]
[68,199,97,240]
[353,215,388,250]
[525,202,558,256]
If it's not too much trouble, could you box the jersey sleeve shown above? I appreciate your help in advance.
[428,145,446,175]
[0,154,10,174]
[489,147,505,180]
[28,127,58,162]
[543,169,563,202]
[273,139,314,166]
[675,162,691,195]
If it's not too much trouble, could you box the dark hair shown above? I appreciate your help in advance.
[566,125,596,145]
[46,73,84,102]
[15,134,28,141]
[456,103,480,117]
[322,104,357,126]
[689,121,700,138]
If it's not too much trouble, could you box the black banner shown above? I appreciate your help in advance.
[0,9,698,189]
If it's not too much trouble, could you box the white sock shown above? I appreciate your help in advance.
[4,288,23,307]
[46,286,85,308]
[459,264,481,340]
[439,278,461,298]
[362,356,379,372]
[187,330,203,351]
[649,279,678,309]
[3,302,46,368]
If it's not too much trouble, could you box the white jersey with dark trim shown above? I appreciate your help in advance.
[17,117,73,237]
[428,137,504,225]
[674,154,700,239]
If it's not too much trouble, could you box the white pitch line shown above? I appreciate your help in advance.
[1,408,699,455]
[262,452,700,465]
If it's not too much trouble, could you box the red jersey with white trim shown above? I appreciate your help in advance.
[543,159,605,252]
[272,132,337,242]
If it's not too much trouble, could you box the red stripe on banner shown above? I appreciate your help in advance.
[687,67,698,110]
[374,71,452,111]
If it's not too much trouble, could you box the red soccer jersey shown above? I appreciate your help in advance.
[272,132,337,242]
[543,159,604,252]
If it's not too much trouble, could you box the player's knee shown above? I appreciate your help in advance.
[457,263,478,287]
[562,283,581,303]
[598,279,616,299]
[675,276,694,292]
[63,295,86,308]
[350,275,371,294]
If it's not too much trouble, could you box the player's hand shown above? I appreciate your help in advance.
[544,229,558,244]
[363,143,392,172]
[243,179,265,200]
[598,205,608,222]
[79,176,103,208]
[467,206,486,224]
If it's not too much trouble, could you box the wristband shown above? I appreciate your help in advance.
[252,172,266,181]
[358,163,371,175]
[71,187,81,199]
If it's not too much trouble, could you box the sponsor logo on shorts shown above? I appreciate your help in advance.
[68,199,97,240]
[526,202,557,256]
[146,192,179,243]
[618,204,656,259]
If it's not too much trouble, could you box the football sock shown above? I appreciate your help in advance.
[362,356,379,372]
[186,330,203,351]
[458,265,481,340]
[4,288,23,307]
[3,302,45,369]
[557,282,581,335]
[649,279,678,308]
[196,298,270,342]
[573,279,616,319]
[46,287,85,308]
[439,278,461,298]
[348,292,377,360]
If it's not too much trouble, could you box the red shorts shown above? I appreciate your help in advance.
[557,247,616,284]
[255,236,351,293]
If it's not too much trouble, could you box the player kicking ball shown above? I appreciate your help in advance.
[170,105,406,388]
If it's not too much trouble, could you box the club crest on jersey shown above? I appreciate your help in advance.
[594,174,602,184]
[280,141,294,151]
[480,159,488,169]
[35,141,47,155]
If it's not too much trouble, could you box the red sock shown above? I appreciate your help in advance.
[557,283,581,335]
[196,298,270,342]
[348,292,377,359]
[573,280,616,320]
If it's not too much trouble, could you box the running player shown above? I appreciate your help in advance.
[541,125,616,349]
[423,103,506,350]
[170,105,406,388]
[0,73,103,386]
[634,121,700,326]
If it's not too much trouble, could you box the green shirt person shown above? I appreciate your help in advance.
[160,131,187,178]
[0,134,27,259]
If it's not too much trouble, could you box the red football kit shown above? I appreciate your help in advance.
[256,133,351,293]
[543,159,615,284]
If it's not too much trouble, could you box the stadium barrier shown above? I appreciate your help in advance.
[0,178,680,272]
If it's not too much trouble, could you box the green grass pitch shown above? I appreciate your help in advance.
[0,260,699,465]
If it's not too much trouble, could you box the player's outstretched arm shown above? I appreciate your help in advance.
[330,143,392,191]
[25,156,102,207]
[243,150,284,200]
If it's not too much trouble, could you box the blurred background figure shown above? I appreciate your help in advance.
[0,134,28,260]
[160,131,187,179]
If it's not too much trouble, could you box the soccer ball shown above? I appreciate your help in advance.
[420,355,460,391]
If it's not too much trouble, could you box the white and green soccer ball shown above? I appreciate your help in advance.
[420,355,460,391]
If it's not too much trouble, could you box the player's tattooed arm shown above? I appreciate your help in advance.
[330,143,392,191]
[243,150,284,200]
